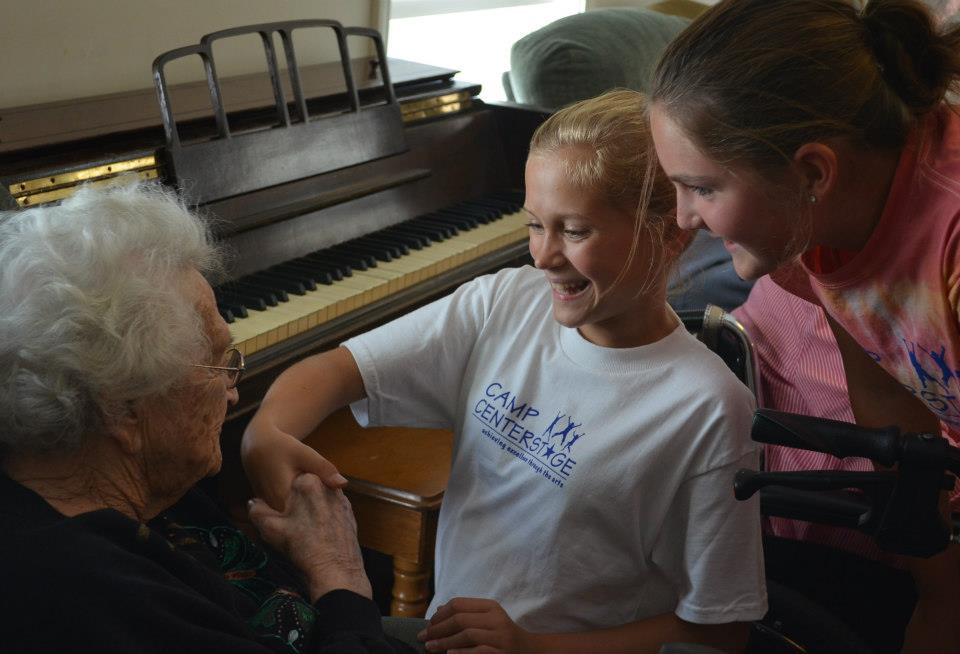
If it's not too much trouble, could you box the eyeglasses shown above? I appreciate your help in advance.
[193,347,245,389]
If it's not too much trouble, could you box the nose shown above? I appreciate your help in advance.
[531,231,565,270]
[675,196,704,231]
[227,386,239,406]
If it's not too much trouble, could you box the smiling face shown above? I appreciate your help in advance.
[524,150,671,348]
[649,103,802,280]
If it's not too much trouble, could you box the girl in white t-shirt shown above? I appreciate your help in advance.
[242,89,765,654]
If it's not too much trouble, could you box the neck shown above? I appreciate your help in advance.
[818,146,902,251]
[580,297,677,349]
[3,439,153,521]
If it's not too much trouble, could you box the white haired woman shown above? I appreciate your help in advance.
[0,183,423,654]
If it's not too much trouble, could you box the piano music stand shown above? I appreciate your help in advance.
[304,407,452,617]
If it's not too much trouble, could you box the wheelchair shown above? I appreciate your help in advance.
[678,307,960,654]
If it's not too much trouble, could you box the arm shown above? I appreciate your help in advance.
[418,598,748,654]
[242,346,366,510]
[825,316,960,654]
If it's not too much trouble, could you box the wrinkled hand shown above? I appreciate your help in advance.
[248,473,372,602]
[418,598,534,654]
[241,419,346,511]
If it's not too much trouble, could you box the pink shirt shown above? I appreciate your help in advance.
[802,105,960,444]
[734,277,881,558]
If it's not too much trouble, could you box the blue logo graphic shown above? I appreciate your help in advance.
[472,381,586,487]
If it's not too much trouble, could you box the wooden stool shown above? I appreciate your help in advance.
[304,407,452,617]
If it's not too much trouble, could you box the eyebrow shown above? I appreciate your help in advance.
[521,207,590,222]
[669,174,720,187]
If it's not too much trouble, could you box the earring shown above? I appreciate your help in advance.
[808,194,817,204]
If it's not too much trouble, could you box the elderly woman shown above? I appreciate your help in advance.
[0,183,421,654]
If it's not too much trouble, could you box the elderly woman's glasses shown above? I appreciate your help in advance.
[193,347,245,389]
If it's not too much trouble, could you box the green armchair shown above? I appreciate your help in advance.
[503,8,689,108]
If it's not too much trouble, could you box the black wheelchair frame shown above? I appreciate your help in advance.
[676,306,960,654]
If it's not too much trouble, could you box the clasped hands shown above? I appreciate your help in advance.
[244,426,535,653]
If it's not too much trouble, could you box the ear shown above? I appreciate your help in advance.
[103,401,145,456]
[792,142,839,202]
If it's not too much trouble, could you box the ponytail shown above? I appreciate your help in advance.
[862,0,960,116]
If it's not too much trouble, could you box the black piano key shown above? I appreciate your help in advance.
[338,242,394,263]
[224,282,281,306]
[436,207,493,224]
[293,256,347,280]
[412,216,461,236]
[420,213,474,231]
[233,280,287,304]
[275,260,336,285]
[357,235,409,256]
[416,220,457,239]
[383,225,441,245]
[276,271,317,292]
[324,247,377,269]
[320,252,370,271]
[247,271,310,295]
[217,289,268,312]
[302,252,356,276]
[390,223,449,242]
[352,236,405,258]
[431,209,481,228]
[369,229,427,250]
[216,305,235,324]
[218,299,248,319]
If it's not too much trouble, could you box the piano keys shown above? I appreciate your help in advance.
[223,192,528,356]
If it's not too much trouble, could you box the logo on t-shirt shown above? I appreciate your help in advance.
[471,381,584,488]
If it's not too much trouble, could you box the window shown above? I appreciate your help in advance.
[388,0,585,102]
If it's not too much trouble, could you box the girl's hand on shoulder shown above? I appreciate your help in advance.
[418,598,536,654]
[241,418,346,511]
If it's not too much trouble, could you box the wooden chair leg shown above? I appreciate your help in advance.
[391,556,431,617]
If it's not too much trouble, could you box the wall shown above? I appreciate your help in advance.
[0,0,386,108]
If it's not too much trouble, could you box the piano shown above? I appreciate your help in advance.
[1,19,548,421]
[1,19,548,615]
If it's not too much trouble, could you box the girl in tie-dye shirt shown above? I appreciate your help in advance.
[646,1,960,652]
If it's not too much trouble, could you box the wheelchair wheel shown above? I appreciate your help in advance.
[746,580,874,654]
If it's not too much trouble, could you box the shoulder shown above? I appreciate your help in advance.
[655,327,758,468]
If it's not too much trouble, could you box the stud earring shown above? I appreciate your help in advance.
[808,194,817,204]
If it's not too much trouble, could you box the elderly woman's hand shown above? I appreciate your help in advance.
[241,420,347,511]
[248,473,372,603]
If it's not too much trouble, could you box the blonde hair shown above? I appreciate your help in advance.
[528,89,685,296]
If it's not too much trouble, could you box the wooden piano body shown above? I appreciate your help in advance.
[1,20,548,616]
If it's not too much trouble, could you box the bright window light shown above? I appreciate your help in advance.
[388,0,585,102]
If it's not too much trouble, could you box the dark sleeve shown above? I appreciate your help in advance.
[307,590,416,654]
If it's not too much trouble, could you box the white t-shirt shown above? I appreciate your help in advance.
[344,266,767,632]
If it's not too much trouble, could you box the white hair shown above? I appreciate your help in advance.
[0,182,223,454]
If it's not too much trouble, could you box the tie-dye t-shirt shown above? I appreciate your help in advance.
[801,105,960,444]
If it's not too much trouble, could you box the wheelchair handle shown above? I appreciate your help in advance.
[752,409,901,465]
[733,469,901,501]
